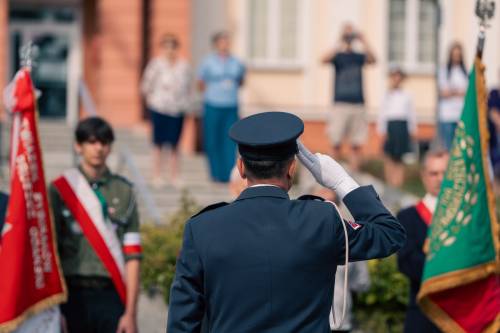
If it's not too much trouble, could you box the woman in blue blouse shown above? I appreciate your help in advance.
[198,32,246,183]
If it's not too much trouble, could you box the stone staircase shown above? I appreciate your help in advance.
[0,119,416,221]
[1,119,233,223]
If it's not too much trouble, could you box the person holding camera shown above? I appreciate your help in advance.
[322,23,376,171]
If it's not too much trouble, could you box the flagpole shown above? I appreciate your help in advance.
[475,0,495,60]
[9,42,37,179]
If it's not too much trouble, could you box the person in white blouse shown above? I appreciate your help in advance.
[141,34,192,187]
[438,42,468,150]
[378,66,416,187]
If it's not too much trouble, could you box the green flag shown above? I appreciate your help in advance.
[418,58,500,333]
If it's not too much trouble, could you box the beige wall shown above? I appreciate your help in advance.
[229,0,500,123]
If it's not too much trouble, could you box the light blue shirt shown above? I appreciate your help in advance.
[198,53,245,107]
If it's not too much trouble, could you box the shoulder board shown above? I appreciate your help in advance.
[192,202,229,218]
[297,194,325,202]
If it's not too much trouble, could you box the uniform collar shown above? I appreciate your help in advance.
[78,165,112,187]
[235,185,289,201]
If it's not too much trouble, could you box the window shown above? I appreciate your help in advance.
[418,0,438,63]
[247,0,303,68]
[388,0,406,63]
[388,0,438,72]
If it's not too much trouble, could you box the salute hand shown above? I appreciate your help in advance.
[297,141,359,199]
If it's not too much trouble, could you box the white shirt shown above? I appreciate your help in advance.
[422,193,438,214]
[438,66,468,122]
[141,57,192,115]
[377,88,417,135]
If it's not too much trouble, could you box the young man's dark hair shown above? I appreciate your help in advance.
[242,157,294,180]
[75,117,115,144]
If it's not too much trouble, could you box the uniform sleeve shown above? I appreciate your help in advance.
[396,211,425,285]
[167,222,205,333]
[122,190,142,261]
[334,186,406,263]
[48,184,64,249]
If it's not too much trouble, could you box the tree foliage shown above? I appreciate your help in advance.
[140,192,199,304]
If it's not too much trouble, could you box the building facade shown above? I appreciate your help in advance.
[1,0,499,155]
[228,0,500,153]
[0,0,191,127]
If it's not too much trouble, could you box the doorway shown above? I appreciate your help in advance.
[8,6,81,123]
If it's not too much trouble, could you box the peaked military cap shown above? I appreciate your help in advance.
[229,111,304,161]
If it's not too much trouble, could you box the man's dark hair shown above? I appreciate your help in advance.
[75,117,115,144]
[212,31,229,45]
[242,157,294,180]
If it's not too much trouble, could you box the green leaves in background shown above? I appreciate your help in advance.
[354,256,409,333]
[140,192,200,304]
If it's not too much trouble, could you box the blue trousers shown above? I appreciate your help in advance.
[438,121,457,150]
[203,104,238,182]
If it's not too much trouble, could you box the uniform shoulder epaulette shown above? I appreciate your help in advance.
[297,194,325,201]
[192,202,229,218]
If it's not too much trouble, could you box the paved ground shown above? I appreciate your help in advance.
[138,292,168,333]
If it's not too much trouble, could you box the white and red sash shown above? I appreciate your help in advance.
[415,200,433,226]
[53,168,127,303]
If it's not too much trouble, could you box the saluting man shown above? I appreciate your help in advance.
[49,117,141,333]
[167,111,406,333]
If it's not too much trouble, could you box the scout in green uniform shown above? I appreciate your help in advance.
[49,117,141,333]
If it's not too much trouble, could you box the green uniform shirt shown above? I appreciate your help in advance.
[50,167,141,278]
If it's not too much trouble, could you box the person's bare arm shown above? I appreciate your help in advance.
[490,108,500,131]
[116,259,140,333]
[358,33,376,65]
[440,89,454,98]
[321,48,338,64]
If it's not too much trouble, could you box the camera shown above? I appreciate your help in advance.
[343,32,358,44]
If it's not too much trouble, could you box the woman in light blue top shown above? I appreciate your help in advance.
[198,31,246,182]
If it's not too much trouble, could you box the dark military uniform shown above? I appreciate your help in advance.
[0,191,8,233]
[167,111,406,332]
[49,167,141,333]
[397,205,441,333]
[167,185,406,333]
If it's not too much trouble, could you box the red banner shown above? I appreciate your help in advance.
[0,69,66,332]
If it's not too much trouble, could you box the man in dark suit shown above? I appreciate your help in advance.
[397,150,449,333]
[167,112,406,333]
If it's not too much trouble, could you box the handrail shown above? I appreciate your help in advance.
[78,79,162,224]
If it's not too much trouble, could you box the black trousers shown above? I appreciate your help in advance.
[61,283,125,333]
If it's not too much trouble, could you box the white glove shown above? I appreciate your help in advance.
[297,141,359,199]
